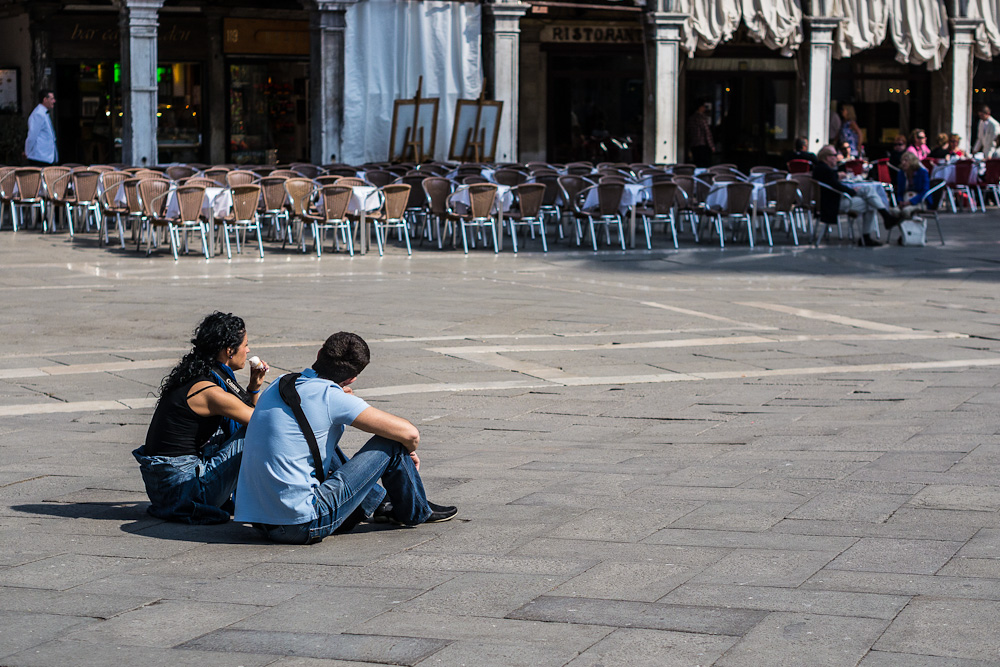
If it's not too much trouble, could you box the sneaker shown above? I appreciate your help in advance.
[425,501,458,523]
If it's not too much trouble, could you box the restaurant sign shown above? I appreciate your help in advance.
[540,23,644,45]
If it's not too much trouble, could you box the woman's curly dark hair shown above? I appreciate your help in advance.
[158,312,246,399]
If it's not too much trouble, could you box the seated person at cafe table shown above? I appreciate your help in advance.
[928,133,951,160]
[133,312,268,523]
[893,151,931,220]
[813,145,898,247]
[234,331,457,545]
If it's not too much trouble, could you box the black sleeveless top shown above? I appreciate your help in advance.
[144,376,224,457]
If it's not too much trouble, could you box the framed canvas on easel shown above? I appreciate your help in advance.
[448,89,503,163]
[388,77,439,163]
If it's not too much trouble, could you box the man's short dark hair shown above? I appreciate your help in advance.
[794,137,807,151]
[312,332,370,383]
[38,89,53,104]
[980,105,992,116]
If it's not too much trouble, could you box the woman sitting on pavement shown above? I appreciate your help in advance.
[892,150,931,222]
[133,312,268,524]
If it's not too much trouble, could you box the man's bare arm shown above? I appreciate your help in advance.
[351,407,420,452]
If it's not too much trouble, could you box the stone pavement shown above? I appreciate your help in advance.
[0,214,999,666]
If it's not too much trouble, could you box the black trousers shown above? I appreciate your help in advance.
[691,145,713,168]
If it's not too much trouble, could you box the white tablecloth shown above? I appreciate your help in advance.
[348,186,381,214]
[704,182,766,211]
[582,183,645,214]
[450,184,513,213]
[165,186,231,220]
[931,163,980,186]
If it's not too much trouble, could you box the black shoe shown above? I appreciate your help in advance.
[369,500,394,524]
[879,209,900,229]
[333,504,367,534]
[858,234,883,247]
[425,501,458,523]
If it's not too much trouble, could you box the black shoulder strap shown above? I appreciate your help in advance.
[278,373,326,483]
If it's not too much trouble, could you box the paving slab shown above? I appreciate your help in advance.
[3,216,1000,664]
[874,597,1000,661]
[714,612,888,667]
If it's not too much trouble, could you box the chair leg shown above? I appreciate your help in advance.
[539,221,548,252]
[588,217,598,251]
[508,220,518,253]
[490,221,498,253]
[461,222,469,254]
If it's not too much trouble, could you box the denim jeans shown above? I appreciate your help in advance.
[255,435,432,545]
[133,426,245,524]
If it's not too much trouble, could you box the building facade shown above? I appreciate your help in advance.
[0,0,995,168]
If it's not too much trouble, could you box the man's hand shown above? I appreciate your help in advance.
[409,451,420,471]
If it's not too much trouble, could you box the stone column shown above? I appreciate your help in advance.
[307,0,357,165]
[646,12,686,164]
[484,2,528,163]
[805,17,840,154]
[120,0,164,167]
[950,18,981,154]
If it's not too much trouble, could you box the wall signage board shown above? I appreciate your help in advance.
[540,23,644,45]
[223,19,309,56]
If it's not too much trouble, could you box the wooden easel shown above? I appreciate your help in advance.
[448,84,503,164]
[388,77,439,163]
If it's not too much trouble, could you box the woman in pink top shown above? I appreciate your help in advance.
[906,128,930,160]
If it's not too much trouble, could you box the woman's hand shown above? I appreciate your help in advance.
[248,358,269,388]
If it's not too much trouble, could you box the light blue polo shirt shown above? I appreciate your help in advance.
[234,369,369,525]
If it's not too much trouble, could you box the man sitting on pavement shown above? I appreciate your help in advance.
[234,331,456,544]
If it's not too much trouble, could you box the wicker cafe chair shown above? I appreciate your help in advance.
[505,182,547,253]
[364,170,395,188]
[421,176,455,248]
[122,177,148,248]
[12,167,45,231]
[179,177,220,188]
[226,170,258,187]
[203,167,231,186]
[136,178,174,257]
[290,163,326,179]
[42,166,74,233]
[369,184,413,256]
[307,184,354,256]
[556,174,596,245]
[70,169,103,236]
[578,181,626,251]
[165,165,199,181]
[98,171,130,248]
[446,183,499,254]
[216,184,264,259]
[0,166,17,230]
[533,173,565,241]
[268,169,301,180]
[494,168,529,187]
[761,179,804,246]
[702,181,757,248]
[258,177,290,242]
[284,177,316,250]
[634,181,683,249]
[334,176,369,187]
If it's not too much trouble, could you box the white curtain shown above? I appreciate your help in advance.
[833,0,890,58]
[741,0,804,56]
[342,0,482,165]
[968,0,1000,60]
[888,0,949,70]
[678,0,742,53]
[833,0,949,70]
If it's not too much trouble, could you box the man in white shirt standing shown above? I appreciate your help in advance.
[24,89,58,166]
[972,105,1000,158]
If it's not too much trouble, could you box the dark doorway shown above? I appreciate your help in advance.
[686,68,797,170]
[546,50,644,163]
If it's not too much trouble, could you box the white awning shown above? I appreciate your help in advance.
[968,0,1000,60]
[832,0,949,70]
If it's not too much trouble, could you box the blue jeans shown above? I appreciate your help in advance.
[255,435,432,545]
[132,426,245,524]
